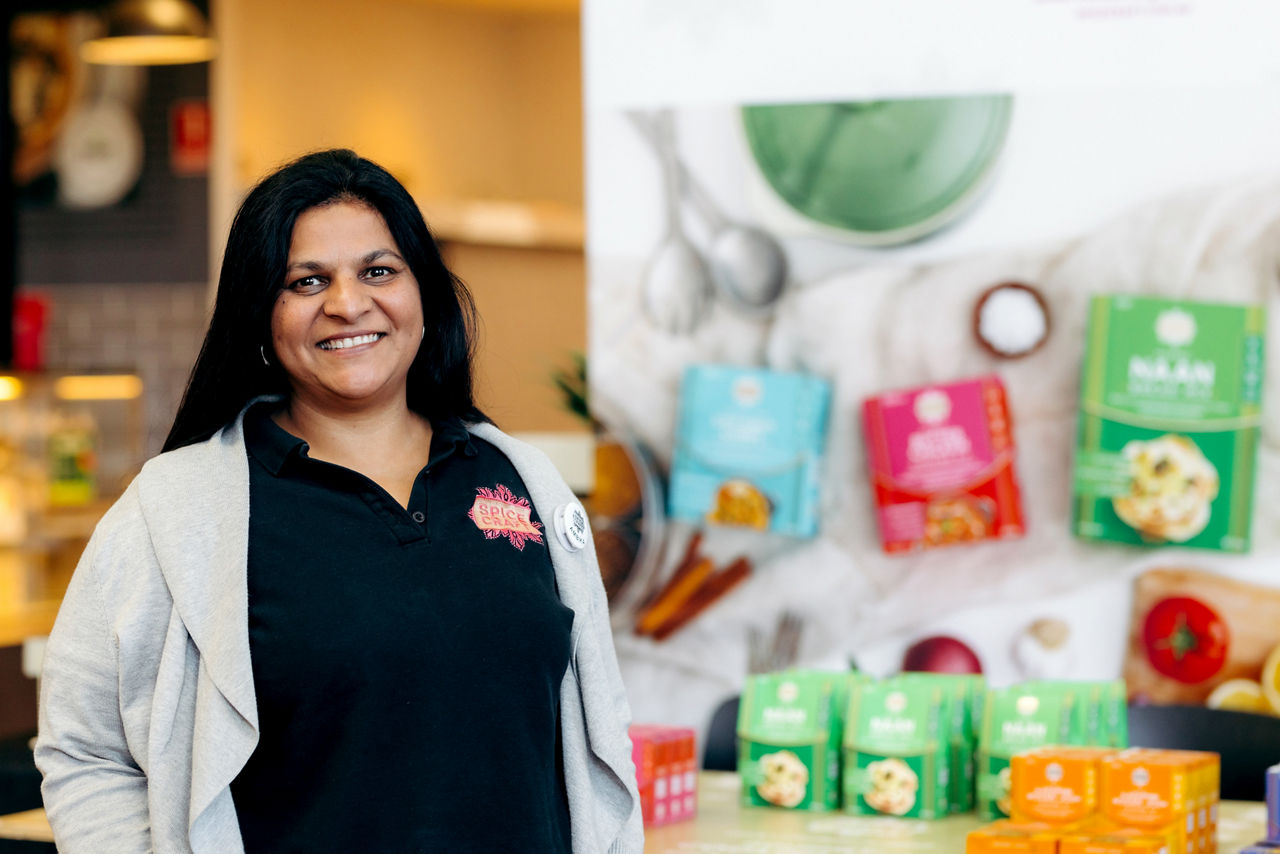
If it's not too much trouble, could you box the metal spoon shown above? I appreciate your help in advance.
[684,167,789,312]
[629,111,789,313]
[640,110,712,335]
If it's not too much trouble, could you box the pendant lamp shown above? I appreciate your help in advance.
[80,0,217,66]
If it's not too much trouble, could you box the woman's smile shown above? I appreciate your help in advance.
[317,332,386,350]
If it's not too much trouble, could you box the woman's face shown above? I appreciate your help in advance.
[270,201,424,414]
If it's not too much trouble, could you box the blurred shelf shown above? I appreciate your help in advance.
[413,0,578,14]
[0,600,60,649]
[420,198,584,250]
[0,498,116,647]
[32,498,114,544]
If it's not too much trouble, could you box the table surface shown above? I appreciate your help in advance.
[1,772,1269,849]
[0,807,50,842]
[643,772,1270,853]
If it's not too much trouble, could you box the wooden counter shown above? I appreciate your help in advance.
[644,772,1270,852]
[2,772,1269,848]
[0,808,50,843]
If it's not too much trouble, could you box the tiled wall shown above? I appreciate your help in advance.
[34,282,211,457]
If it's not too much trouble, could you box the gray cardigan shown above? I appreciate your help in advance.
[35,412,643,853]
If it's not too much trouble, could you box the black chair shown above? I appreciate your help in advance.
[1126,703,1280,801]
[702,694,740,771]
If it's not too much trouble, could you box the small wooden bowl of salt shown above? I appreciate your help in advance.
[972,281,1050,359]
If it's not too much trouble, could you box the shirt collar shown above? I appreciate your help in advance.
[244,403,476,476]
[429,415,478,467]
[243,401,308,476]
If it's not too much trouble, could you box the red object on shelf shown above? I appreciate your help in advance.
[12,292,49,371]
[630,724,697,827]
[170,98,211,175]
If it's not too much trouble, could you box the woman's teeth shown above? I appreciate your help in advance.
[319,333,383,350]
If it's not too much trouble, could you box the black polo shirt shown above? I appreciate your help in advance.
[230,403,574,853]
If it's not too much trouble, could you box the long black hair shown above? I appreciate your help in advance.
[164,149,488,452]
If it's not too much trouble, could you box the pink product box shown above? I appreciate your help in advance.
[862,374,1025,554]
[630,725,698,827]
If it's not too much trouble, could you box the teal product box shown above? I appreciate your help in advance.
[669,364,831,538]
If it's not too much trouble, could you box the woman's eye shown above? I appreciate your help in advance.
[288,276,327,294]
[364,265,396,280]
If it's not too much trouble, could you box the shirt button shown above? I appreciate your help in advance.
[412,511,425,523]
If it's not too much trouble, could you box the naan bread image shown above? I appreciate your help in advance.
[864,757,919,816]
[755,749,809,808]
[1113,434,1219,542]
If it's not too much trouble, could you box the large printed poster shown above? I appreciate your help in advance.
[584,1,1280,733]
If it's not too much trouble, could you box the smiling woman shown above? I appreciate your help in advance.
[272,205,423,409]
[32,150,643,854]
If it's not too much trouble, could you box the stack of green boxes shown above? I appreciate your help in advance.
[737,670,1126,819]
[976,680,1128,820]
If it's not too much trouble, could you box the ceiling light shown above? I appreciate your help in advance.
[80,0,217,66]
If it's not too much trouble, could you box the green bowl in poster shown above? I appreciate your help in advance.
[741,95,1014,245]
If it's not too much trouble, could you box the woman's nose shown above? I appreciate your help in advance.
[322,274,371,319]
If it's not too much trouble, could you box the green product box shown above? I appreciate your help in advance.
[1104,679,1129,748]
[1072,294,1265,552]
[897,672,985,813]
[843,676,950,819]
[737,670,842,811]
[977,683,1076,820]
[976,680,1128,820]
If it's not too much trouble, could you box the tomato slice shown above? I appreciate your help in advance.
[1142,596,1229,684]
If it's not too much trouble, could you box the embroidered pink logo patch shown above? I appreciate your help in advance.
[468,484,544,550]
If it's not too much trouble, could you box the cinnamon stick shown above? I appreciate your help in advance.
[633,557,715,636]
[633,531,704,624]
[651,557,752,641]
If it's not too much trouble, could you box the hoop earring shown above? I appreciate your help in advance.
[260,345,270,367]
[421,325,425,341]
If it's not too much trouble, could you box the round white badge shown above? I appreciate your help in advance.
[553,502,590,552]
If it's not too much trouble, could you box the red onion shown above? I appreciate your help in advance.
[902,635,983,674]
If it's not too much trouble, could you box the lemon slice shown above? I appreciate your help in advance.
[1207,677,1269,714]
[1262,644,1280,714]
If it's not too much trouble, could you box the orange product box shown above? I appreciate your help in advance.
[862,375,1025,553]
[1101,749,1192,827]
[1011,747,1114,825]
[1117,749,1218,854]
[1099,749,1207,854]
[1084,820,1180,854]
[966,820,1067,854]
[1186,752,1219,854]
[630,725,698,827]
[1059,828,1170,853]
[1195,753,1220,853]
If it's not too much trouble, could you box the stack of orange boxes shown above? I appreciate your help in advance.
[968,747,1108,853]
[966,747,1219,854]
[1084,749,1219,854]
[629,725,698,827]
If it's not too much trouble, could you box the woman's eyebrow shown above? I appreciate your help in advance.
[285,249,403,274]
[362,248,404,265]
